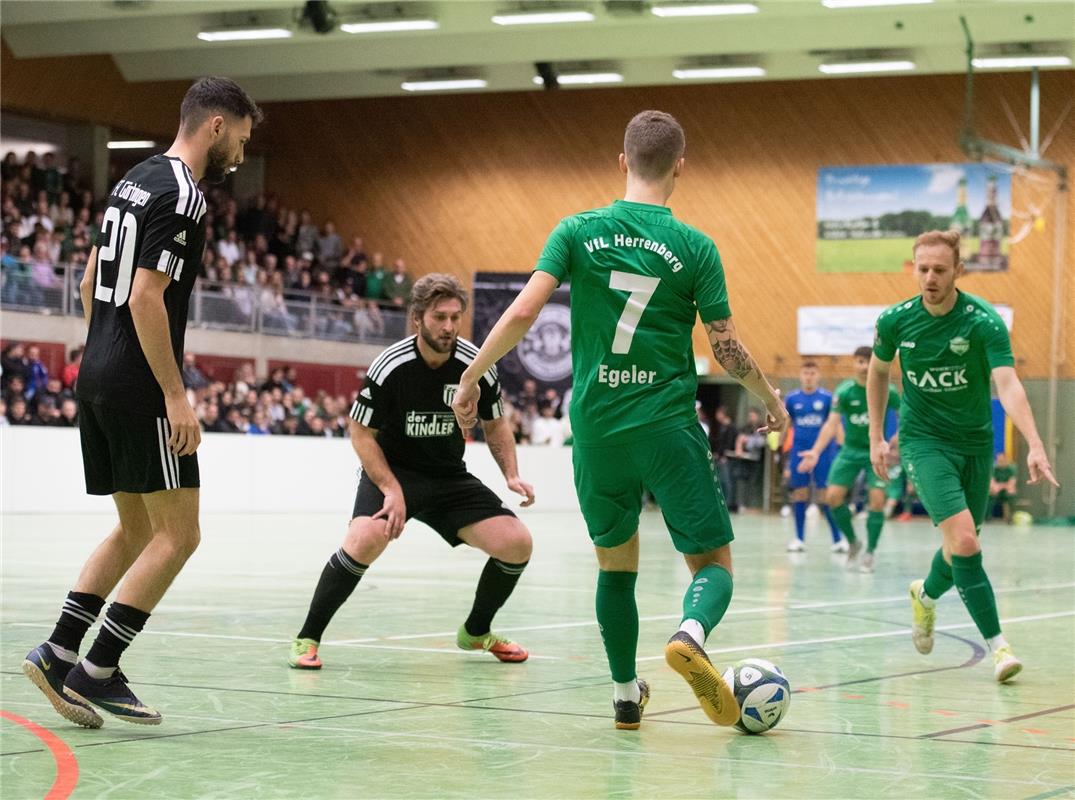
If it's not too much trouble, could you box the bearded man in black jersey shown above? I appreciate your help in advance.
[289,274,535,669]
[22,78,261,727]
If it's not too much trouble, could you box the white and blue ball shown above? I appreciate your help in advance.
[721,658,791,734]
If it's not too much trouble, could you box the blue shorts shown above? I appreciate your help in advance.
[788,446,833,489]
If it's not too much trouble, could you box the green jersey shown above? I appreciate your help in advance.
[833,378,899,451]
[874,290,1013,456]
[535,200,730,446]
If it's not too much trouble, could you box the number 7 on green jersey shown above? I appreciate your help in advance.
[609,270,660,354]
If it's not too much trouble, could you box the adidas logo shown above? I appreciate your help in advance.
[173,230,187,246]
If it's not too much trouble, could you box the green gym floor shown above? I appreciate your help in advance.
[2,510,1073,799]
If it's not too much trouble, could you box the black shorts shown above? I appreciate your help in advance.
[79,400,200,495]
[352,466,515,547]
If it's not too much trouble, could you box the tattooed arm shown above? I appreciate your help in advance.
[706,316,789,434]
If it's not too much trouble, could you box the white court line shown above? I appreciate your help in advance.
[635,609,1075,662]
[346,580,1075,643]
[3,624,562,660]
[271,722,1064,788]
[368,607,787,642]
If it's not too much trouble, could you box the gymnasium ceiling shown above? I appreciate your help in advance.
[2,0,1073,101]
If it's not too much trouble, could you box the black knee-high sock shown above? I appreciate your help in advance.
[84,602,150,670]
[464,558,528,636]
[49,591,106,654]
[297,548,368,642]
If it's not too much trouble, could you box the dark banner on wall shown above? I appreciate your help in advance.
[471,272,572,402]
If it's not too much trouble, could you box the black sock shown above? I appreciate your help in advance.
[48,591,106,654]
[464,558,528,637]
[84,602,151,669]
[297,548,368,642]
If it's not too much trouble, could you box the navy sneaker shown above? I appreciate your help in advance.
[63,663,162,725]
[613,678,650,730]
[22,643,104,729]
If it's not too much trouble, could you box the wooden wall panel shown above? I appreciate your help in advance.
[259,72,1074,379]
[0,40,186,138]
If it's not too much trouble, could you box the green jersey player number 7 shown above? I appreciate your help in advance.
[452,110,789,730]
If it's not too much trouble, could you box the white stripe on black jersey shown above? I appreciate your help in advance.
[351,337,503,475]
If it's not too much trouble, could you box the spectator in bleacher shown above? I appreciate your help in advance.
[275,414,301,435]
[23,198,54,236]
[296,210,318,258]
[57,397,78,427]
[35,375,67,412]
[248,409,271,435]
[2,343,30,394]
[50,191,73,231]
[63,157,86,198]
[234,362,258,396]
[62,346,82,390]
[343,236,366,267]
[530,400,566,446]
[346,256,368,298]
[239,249,259,285]
[29,241,60,305]
[318,220,343,269]
[1,238,29,304]
[25,345,48,400]
[41,153,62,204]
[271,209,297,259]
[224,406,248,433]
[383,258,413,307]
[181,353,210,391]
[1,152,17,182]
[7,395,32,425]
[365,254,387,306]
[261,367,286,393]
[284,366,299,393]
[199,402,226,433]
[218,228,242,266]
[32,395,60,426]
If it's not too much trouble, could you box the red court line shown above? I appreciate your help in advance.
[0,710,79,800]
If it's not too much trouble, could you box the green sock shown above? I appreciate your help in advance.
[831,504,857,544]
[922,548,954,600]
[866,511,884,552]
[951,552,1002,640]
[596,570,638,683]
[682,564,734,637]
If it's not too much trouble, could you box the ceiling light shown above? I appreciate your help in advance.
[821,0,932,8]
[340,19,439,33]
[532,72,623,85]
[491,11,595,25]
[197,28,293,42]
[401,79,489,92]
[972,55,1072,69]
[107,140,157,150]
[673,66,765,79]
[818,60,915,74]
[651,4,759,17]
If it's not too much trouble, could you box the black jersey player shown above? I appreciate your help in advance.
[289,274,535,669]
[23,78,261,727]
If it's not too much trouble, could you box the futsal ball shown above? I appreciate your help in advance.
[1012,510,1033,527]
[721,658,791,734]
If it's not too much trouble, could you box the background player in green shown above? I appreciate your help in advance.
[798,345,900,572]
[868,230,1058,683]
[451,110,789,729]
[989,453,1018,524]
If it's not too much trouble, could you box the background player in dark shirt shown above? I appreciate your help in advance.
[289,274,535,670]
[23,78,261,727]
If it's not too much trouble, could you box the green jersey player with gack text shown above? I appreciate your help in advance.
[451,110,789,730]
[868,229,1058,683]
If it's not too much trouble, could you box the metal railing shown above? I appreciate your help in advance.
[1,260,408,345]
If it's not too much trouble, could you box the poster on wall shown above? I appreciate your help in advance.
[797,304,1013,355]
[816,164,1012,273]
[471,272,572,402]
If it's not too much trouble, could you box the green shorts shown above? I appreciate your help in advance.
[901,441,992,528]
[885,465,906,501]
[572,424,734,554]
[828,447,887,492]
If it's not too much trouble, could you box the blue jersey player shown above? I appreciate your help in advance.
[784,361,843,552]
